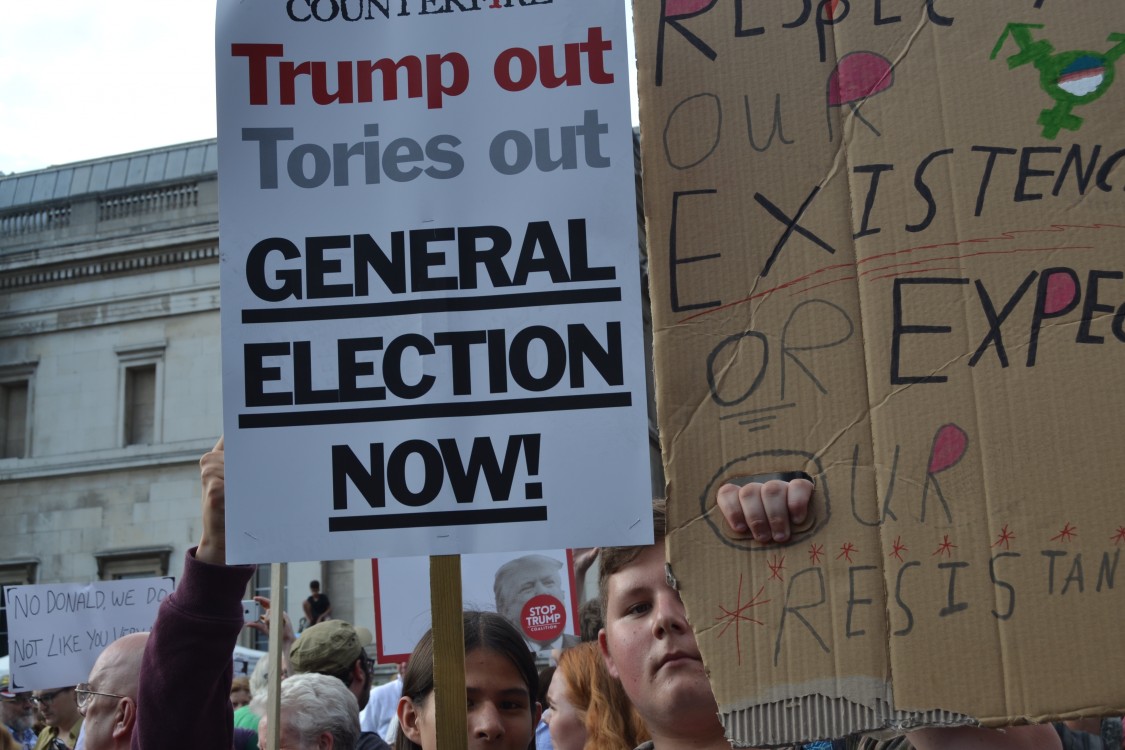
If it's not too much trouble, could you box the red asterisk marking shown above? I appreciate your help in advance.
[714,574,770,665]
[932,535,957,557]
[837,542,858,563]
[809,543,825,565]
[889,536,908,562]
[992,524,1016,550]
[1051,522,1077,542]
[767,554,785,581]
[1113,526,1125,545]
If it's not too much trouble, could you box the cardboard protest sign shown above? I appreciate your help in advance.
[4,578,174,689]
[372,549,579,660]
[215,0,651,564]
[633,0,1125,744]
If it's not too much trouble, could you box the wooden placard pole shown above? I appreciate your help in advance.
[430,554,467,750]
[266,562,286,750]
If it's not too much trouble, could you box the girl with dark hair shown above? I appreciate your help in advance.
[395,610,541,750]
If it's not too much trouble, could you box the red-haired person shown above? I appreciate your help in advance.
[546,641,648,750]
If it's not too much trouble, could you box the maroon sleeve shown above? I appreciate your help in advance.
[134,548,255,750]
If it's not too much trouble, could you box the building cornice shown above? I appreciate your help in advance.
[0,280,221,339]
[1,241,219,292]
[0,439,216,481]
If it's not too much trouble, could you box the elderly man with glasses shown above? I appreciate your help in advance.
[0,677,37,750]
[31,687,80,750]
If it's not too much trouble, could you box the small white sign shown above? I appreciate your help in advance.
[373,549,579,660]
[4,577,175,690]
[216,0,652,562]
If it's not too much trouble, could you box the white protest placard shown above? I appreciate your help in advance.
[372,549,579,661]
[4,577,175,690]
[216,1,652,563]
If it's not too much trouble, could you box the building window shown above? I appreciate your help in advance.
[0,560,39,659]
[125,365,156,445]
[115,342,165,447]
[0,363,36,459]
[1,381,29,458]
[95,547,172,580]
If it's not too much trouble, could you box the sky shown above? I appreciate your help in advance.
[0,1,639,176]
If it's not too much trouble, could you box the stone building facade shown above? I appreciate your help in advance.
[0,141,369,655]
[0,135,659,660]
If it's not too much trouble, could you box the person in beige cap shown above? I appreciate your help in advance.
[288,621,389,750]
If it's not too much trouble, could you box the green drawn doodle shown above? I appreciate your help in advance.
[991,23,1125,139]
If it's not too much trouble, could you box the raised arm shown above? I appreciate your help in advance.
[245,595,296,676]
[197,435,227,565]
[134,436,256,750]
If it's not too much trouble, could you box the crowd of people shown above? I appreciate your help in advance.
[1,441,1120,750]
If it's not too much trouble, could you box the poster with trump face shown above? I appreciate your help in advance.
[372,549,580,660]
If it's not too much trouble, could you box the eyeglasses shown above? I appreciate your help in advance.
[31,689,69,707]
[0,695,33,705]
[74,683,127,715]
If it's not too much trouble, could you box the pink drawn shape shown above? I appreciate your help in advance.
[827,52,894,107]
[1043,271,1079,314]
[666,0,714,17]
[929,424,968,474]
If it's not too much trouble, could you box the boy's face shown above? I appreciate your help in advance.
[599,545,721,737]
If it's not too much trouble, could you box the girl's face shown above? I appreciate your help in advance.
[544,673,587,750]
[230,688,251,710]
[399,647,540,750]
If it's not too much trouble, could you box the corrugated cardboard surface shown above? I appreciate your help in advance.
[634,1,1125,745]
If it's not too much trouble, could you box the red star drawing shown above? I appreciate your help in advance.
[837,542,858,563]
[808,543,825,565]
[766,554,785,581]
[1113,526,1125,545]
[992,524,1016,550]
[714,574,770,665]
[889,536,908,562]
[1051,522,1077,542]
[932,535,957,557]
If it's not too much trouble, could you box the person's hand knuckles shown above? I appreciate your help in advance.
[760,479,788,502]
[788,478,814,522]
[716,483,748,530]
